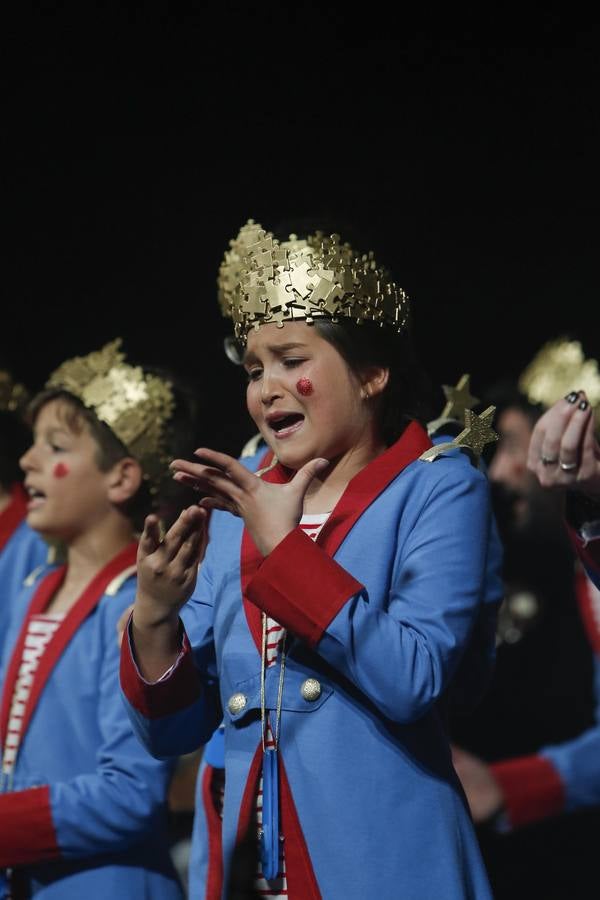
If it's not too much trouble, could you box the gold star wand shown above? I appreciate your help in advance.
[421,406,498,463]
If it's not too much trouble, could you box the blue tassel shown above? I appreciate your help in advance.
[260,748,280,880]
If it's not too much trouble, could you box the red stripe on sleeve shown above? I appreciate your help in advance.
[246,528,363,648]
[119,618,203,718]
[0,785,59,866]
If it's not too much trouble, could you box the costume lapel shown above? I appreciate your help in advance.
[0,542,137,747]
[240,421,432,653]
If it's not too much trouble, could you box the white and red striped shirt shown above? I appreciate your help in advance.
[254,512,329,897]
[2,613,64,779]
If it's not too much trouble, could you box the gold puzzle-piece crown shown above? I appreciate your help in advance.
[219,220,411,344]
[46,339,175,488]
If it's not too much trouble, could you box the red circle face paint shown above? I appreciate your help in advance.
[53,463,69,479]
[296,377,313,396]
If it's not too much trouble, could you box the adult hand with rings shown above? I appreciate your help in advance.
[527,391,600,497]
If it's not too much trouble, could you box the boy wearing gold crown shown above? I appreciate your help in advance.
[122,222,497,898]
[0,373,47,639]
[0,342,183,899]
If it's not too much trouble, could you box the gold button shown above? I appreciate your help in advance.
[227,692,247,714]
[300,678,322,702]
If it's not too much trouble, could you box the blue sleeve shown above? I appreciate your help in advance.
[121,534,222,760]
[317,466,493,722]
[49,588,177,858]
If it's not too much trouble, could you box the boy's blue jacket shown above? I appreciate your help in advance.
[122,422,499,899]
[0,543,182,899]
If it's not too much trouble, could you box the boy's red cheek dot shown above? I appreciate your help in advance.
[53,463,69,478]
[296,378,313,396]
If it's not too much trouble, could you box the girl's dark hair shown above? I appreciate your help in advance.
[314,319,437,445]
[0,411,32,490]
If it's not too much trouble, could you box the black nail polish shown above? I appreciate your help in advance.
[578,400,589,411]
[565,391,579,403]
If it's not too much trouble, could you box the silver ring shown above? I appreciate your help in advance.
[541,455,558,466]
[559,460,578,472]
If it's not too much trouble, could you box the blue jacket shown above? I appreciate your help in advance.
[0,487,48,658]
[122,422,496,899]
[0,543,183,899]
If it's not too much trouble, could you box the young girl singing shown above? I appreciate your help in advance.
[122,223,496,899]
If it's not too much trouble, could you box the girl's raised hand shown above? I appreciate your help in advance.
[134,506,209,629]
[171,448,329,557]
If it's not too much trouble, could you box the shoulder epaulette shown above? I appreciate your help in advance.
[240,432,265,458]
[105,564,137,596]
[23,564,46,588]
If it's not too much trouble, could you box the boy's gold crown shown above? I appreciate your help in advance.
[218,219,410,344]
[0,371,29,415]
[47,339,175,487]
[519,338,600,421]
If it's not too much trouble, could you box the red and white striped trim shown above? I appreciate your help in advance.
[254,513,328,898]
[2,614,64,777]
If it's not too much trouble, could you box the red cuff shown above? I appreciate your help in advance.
[491,755,565,828]
[119,620,203,719]
[246,528,363,647]
[0,785,59,866]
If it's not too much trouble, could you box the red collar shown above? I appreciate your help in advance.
[241,421,432,651]
[0,541,138,747]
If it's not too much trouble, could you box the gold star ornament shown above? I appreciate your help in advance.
[421,406,498,463]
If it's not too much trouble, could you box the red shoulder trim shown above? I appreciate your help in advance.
[0,483,28,551]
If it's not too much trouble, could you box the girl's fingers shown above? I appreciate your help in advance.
[171,470,202,488]
[290,457,329,499]
[161,507,205,562]
[177,526,205,570]
[172,461,243,500]
[198,496,240,516]
[193,448,257,491]
[139,515,162,558]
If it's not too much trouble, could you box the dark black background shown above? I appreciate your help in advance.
[3,7,599,451]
